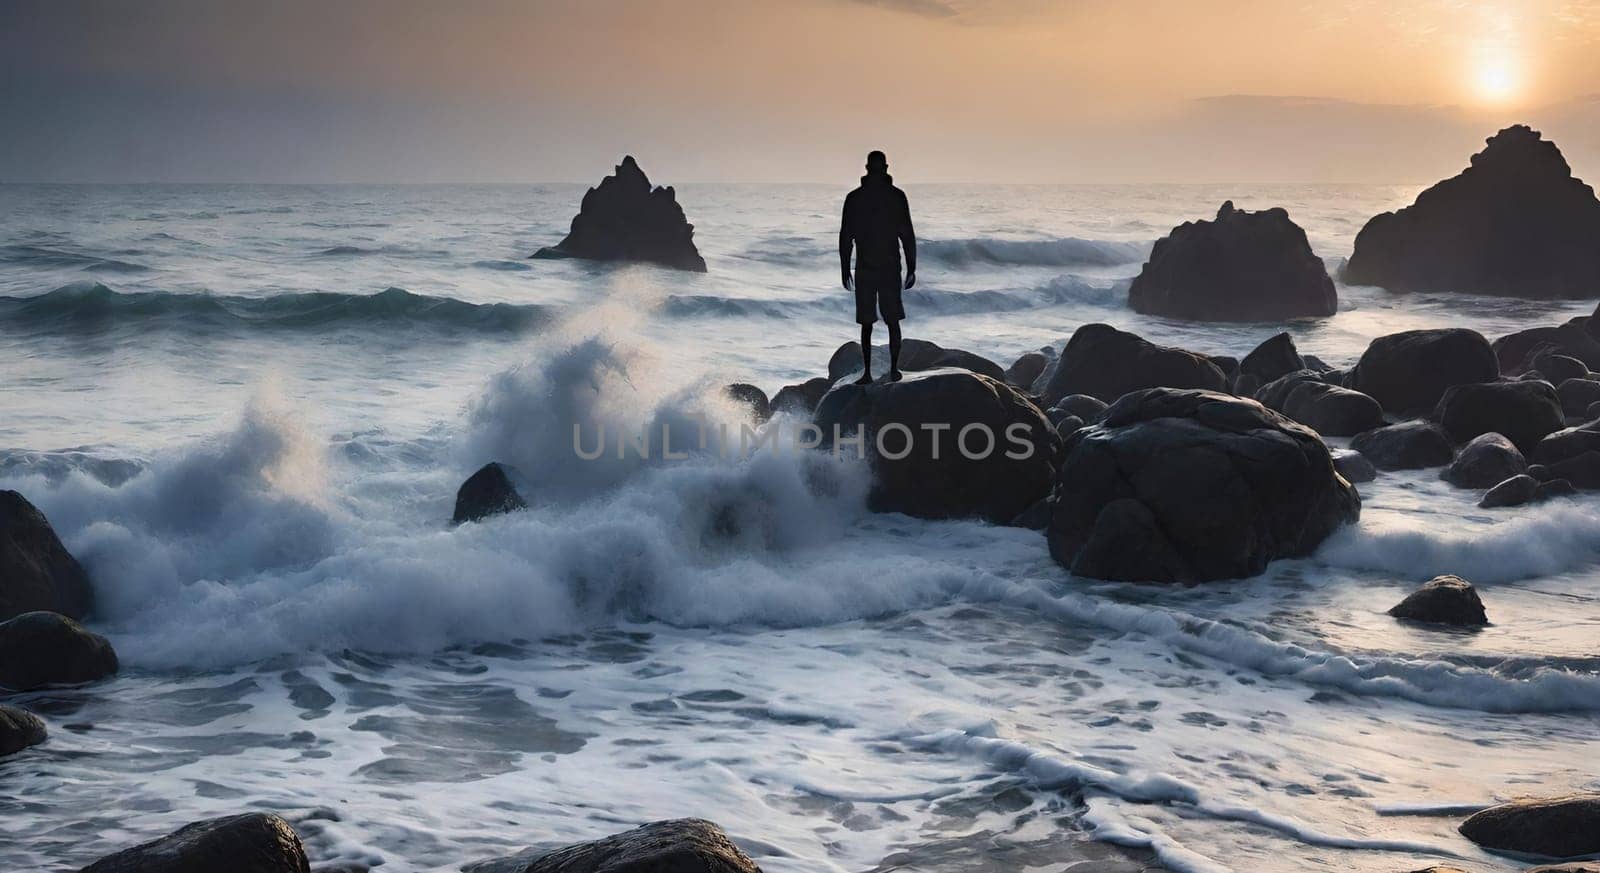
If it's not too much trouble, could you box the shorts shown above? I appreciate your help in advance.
[854,269,905,325]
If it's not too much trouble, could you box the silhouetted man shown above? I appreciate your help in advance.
[840,150,916,384]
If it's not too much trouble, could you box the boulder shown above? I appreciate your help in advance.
[1330,449,1376,484]
[0,610,118,691]
[1557,378,1600,418]
[1054,394,1110,424]
[533,156,707,272]
[1387,575,1487,626]
[1276,380,1385,437]
[1349,422,1455,470]
[1432,380,1564,453]
[826,338,1006,383]
[722,383,771,424]
[1344,125,1600,298]
[463,818,761,873]
[1232,373,1263,398]
[1054,414,1085,440]
[1128,202,1337,321]
[81,812,311,873]
[1039,323,1227,407]
[1345,329,1499,414]
[1047,389,1359,583]
[1458,794,1600,858]
[1239,332,1306,384]
[1,489,94,621]
[1535,452,1600,489]
[1480,474,1540,508]
[769,377,831,416]
[452,463,528,525]
[1301,353,1333,372]
[1534,352,1589,385]
[0,703,46,757]
[1440,433,1526,488]
[1495,319,1600,374]
[813,368,1059,523]
[1005,350,1052,390]
[1532,417,1600,465]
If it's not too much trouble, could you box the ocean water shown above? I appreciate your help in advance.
[2,182,1598,872]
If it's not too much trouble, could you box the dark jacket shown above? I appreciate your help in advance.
[840,172,916,279]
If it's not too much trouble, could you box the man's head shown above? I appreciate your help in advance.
[865,150,888,174]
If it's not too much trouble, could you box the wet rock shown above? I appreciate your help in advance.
[1128,202,1337,320]
[1330,449,1376,484]
[1039,323,1226,407]
[1458,794,1600,859]
[1240,332,1307,384]
[1005,350,1052,390]
[1345,329,1499,415]
[1495,319,1600,374]
[1535,451,1600,489]
[1480,473,1541,508]
[0,703,46,757]
[452,463,528,525]
[1232,373,1263,398]
[1387,575,1487,626]
[533,156,706,272]
[1054,394,1110,424]
[1556,378,1600,418]
[769,377,831,416]
[1344,125,1600,298]
[1047,388,1359,582]
[463,818,761,873]
[0,610,117,691]
[813,368,1059,523]
[1350,422,1455,470]
[1301,353,1332,372]
[826,338,1006,383]
[1008,497,1051,531]
[1534,352,1590,385]
[1440,433,1527,488]
[0,489,94,621]
[81,812,311,873]
[1532,416,1600,465]
[1054,414,1085,439]
[1275,380,1385,437]
[1432,380,1564,453]
[722,383,771,424]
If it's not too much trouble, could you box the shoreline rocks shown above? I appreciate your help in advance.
[464,818,761,873]
[1440,433,1526,488]
[1458,794,1600,858]
[1432,380,1563,453]
[1039,323,1227,407]
[452,463,528,525]
[1,489,95,621]
[1350,422,1455,470]
[826,338,1006,383]
[533,156,707,272]
[1345,329,1499,415]
[0,703,46,757]
[1387,575,1488,627]
[0,610,118,691]
[81,812,311,873]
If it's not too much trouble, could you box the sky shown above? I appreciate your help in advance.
[2,0,1599,183]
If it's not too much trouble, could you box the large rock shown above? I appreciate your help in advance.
[1267,378,1384,437]
[1534,452,1600,489]
[1479,473,1574,508]
[1557,378,1600,418]
[1128,202,1336,321]
[1,489,94,621]
[1532,417,1600,465]
[1441,433,1526,488]
[1039,323,1227,407]
[813,369,1058,522]
[1047,389,1359,583]
[1494,319,1600,373]
[1432,380,1564,453]
[1344,125,1600,298]
[0,703,46,757]
[533,156,707,272]
[1239,332,1306,384]
[769,377,831,416]
[1345,329,1499,414]
[1349,422,1455,470]
[464,818,761,873]
[1458,794,1600,858]
[826,338,1006,383]
[81,812,311,873]
[0,610,118,691]
[1387,575,1487,626]
[452,463,528,525]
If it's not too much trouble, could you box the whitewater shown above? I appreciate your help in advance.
[2,182,1598,872]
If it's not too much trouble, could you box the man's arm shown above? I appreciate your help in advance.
[839,195,854,290]
[899,191,917,289]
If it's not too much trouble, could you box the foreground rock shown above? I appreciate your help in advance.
[1,489,94,621]
[1350,422,1455,470]
[1344,125,1600,298]
[1387,575,1487,626]
[1047,389,1359,583]
[0,610,118,690]
[464,818,761,873]
[1480,474,1575,508]
[814,369,1059,523]
[1533,417,1600,466]
[0,703,46,757]
[1039,323,1227,407]
[1344,329,1499,414]
[81,812,311,873]
[722,383,771,424]
[452,463,528,525]
[826,338,1006,383]
[1239,332,1306,384]
[1255,372,1383,437]
[1330,449,1376,484]
[1458,794,1600,858]
[1433,380,1564,453]
[1128,202,1337,321]
[769,377,831,415]
[1441,433,1526,488]
[533,156,707,272]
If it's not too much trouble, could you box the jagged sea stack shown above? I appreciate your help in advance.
[534,156,707,272]
[1128,202,1337,321]
[1344,125,1600,298]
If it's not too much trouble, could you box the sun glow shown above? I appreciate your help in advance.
[1472,57,1521,104]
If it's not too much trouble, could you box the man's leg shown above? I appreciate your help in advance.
[854,322,874,385]
[886,319,903,381]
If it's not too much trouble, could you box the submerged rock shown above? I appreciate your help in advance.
[1330,449,1376,484]
[1350,422,1455,470]
[1344,125,1600,298]
[722,383,771,424]
[1128,202,1336,321]
[533,156,707,272]
[1047,388,1359,583]
[826,338,1006,383]
[1387,575,1487,626]
[1441,433,1526,488]
[0,610,117,691]
[1345,329,1499,415]
[1477,473,1576,508]
[464,818,761,873]
[452,463,528,525]
[1038,323,1227,407]
[1458,794,1600,858]
[1433,380,1564,453]
[0,703,46,757]
[813,368,1059,523]
[0,489,94,622]
[81,812,311,873]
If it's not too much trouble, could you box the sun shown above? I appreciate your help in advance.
[1472,58,1520,104]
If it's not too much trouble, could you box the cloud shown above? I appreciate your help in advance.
[850,0,961,19]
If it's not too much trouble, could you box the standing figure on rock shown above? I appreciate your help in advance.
[840,150,917,385]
